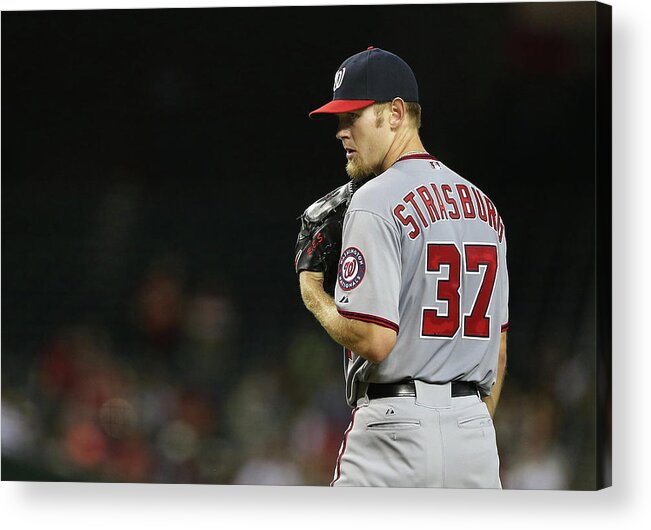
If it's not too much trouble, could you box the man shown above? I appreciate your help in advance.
[298,47,509,488]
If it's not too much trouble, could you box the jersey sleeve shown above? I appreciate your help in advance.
[334,209,401,333]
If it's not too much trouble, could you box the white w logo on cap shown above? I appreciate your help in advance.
[333,67,346,92]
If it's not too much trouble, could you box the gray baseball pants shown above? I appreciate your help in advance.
[331,380,502,488]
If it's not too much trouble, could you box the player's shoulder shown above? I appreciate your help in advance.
[351,162,416,198]
[348,163,426,216]
[347,173,389,212]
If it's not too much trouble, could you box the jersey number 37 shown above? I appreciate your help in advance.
[422,243,498,340]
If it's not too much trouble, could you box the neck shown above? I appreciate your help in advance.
[380,132,427,173]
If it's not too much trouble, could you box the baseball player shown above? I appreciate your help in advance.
[295,47,509,488]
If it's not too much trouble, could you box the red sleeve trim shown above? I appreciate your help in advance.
[501,322,509,332]
[337,309,399,333]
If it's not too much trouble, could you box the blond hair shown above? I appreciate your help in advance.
[373,101,421,129]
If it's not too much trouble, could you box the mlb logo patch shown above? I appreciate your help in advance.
[338,247,366,291]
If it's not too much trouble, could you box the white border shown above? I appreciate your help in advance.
[1,0,650,528]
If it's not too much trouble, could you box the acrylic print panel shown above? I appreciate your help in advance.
[1,2,610,490]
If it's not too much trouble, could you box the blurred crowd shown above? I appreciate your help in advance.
[2,256,349,486]
[2,255,600,489]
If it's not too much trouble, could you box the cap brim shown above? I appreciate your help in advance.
[308,99,375,118]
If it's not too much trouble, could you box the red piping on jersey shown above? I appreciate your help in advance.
[395,153,438,163]
[501,322,509,332]
[330,406,359,486]
[337,309,400,333]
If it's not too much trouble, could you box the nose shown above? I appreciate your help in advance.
[336,125,350,141]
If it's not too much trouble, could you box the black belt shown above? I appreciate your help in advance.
[366,381,479,400]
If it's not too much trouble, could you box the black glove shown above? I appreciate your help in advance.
[294,182,354,295]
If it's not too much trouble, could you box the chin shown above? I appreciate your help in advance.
[346,159,374,181]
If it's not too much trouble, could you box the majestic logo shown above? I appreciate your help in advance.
[333,67,346,92]
[338,246,366,291]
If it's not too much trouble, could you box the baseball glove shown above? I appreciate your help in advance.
[294,181,355,295]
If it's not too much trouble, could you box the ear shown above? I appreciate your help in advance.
[389,98,406,128]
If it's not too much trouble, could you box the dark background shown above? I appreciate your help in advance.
[1,2,605,488]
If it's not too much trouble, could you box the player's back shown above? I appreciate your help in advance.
[340,154,509,397]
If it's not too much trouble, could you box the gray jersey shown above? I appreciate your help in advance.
[334,154,509,407]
